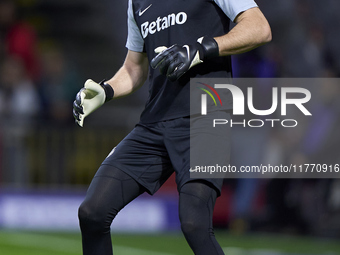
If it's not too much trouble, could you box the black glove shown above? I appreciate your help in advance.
[150,36,219,81]
[73,79,114,127]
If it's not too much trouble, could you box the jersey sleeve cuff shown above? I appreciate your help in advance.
[125,42,144,52]
[229,3,258,22]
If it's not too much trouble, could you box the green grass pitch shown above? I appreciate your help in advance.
[0,230,339,255]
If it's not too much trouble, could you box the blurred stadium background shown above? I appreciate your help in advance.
[0,0,340,254]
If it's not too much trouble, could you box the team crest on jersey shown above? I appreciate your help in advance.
[141,12,188,38]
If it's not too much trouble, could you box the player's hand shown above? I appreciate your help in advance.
[150,36,219,81]
[73,79,114,127]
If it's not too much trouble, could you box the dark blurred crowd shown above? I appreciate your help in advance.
[0,0,80,128]
[0,0,81,186]
[228,0,340,238]
[226,79,340,238]
[0,0,339,237]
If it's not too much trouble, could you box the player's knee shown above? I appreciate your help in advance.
[78,201,113,234]
[180,217,204,237]
[181,220,196,236]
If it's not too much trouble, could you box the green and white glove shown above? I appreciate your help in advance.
[73,79,114,127]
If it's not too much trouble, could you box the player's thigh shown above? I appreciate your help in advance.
[80,165,146,220]
[190,111,231,169]
[166,112,230,195]
[103,124,173,195]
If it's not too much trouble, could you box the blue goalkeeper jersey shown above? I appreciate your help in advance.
[126,0,257,123]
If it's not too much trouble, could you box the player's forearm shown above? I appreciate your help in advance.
[106,51,149,98]
[214,7,271,56]
[106,66,144,98]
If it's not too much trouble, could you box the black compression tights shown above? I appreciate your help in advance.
[179,181,225,255]
[78,165,224,255]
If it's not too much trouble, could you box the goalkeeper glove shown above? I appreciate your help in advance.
[73,79,114,127]
[150,36,219,81]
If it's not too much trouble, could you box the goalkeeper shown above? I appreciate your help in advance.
[74,0,271,254]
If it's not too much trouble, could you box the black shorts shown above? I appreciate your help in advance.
[102,112,231,196]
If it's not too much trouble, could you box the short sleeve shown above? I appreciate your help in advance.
[214,0,258,22]
[125,0,144,52]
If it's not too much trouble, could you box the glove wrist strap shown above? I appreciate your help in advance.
[197,37,219,60]
[99,79,114,102]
